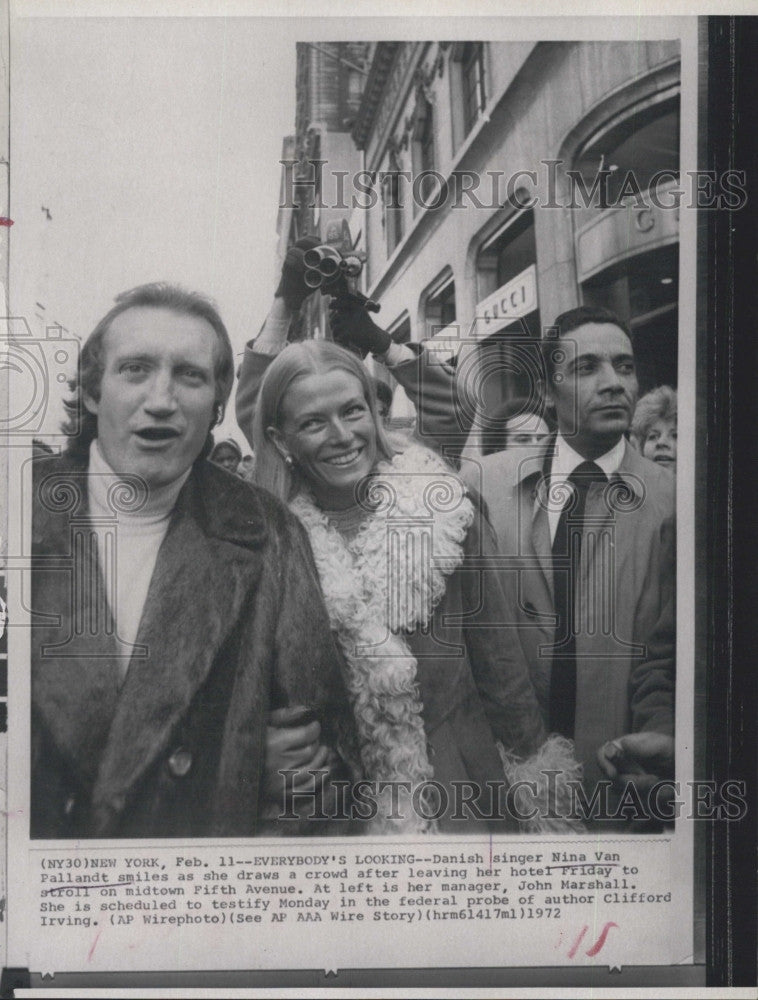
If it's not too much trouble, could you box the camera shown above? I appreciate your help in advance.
[302,245,380,313]
[0,318,80,436]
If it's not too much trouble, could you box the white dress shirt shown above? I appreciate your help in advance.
[547,433,626,543]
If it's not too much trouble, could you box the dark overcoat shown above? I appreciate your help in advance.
[30,453,353,839]
[407,506,548,832]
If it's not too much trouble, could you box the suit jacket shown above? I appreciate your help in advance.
[30,452,353,839]
[461,439,675,792]
[407,505,547,831]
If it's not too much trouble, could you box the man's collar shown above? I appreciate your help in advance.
[192,459,269,549]
[550,432,626,480]
[515,434,646,497]
[33,451,269,550]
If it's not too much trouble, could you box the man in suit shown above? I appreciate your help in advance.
[31,283,353,839]
[462,306,675,812]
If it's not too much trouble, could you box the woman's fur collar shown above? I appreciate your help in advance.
[290,443,474,834]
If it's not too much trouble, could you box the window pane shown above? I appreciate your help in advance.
[462,43,485,133]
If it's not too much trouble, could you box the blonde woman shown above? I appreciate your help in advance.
[251,339,579,835]
[631,386,677,473]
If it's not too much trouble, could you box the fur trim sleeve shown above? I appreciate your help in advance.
[498,734,585,833]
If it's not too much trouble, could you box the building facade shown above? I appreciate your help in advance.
[278,42,370,340]
[282,40,681,438]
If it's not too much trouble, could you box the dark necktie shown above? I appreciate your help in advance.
[549,460,607,737]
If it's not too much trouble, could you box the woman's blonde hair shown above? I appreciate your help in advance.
[253,340,395,503]
[631,385,677,448]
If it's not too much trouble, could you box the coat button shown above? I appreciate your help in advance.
[167,747,193,777]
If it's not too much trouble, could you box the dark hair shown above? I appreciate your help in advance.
[372,378,394,414]
[210,437,243,462]
[62,283,234,458]
[32,438,55,456]
[480,395,554,456]
[541,305,632,382]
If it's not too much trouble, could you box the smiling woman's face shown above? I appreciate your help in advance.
[268,369,378,510]
[642,415,677,472]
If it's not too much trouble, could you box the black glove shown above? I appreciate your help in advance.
[329,293,392,359]
[274,236,321,312]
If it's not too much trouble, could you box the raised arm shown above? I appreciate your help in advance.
[235,300,288,449]
[330,295,474,465]
[235,237,320,448]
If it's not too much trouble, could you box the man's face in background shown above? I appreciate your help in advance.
[502,412,550,449]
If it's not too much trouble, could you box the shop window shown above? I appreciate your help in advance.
[477,210,538,305]
[573,98,680,392]
[583,243,678,392]
[572,101,679,215]
[473,210,542,409]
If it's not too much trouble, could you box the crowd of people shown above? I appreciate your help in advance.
[29,238,677,839]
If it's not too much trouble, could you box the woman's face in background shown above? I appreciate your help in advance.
[270,369,378,510]
[642,415,677,472]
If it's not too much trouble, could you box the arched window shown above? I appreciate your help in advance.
[572,97,680,391]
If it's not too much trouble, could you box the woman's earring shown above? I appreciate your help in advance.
[284,454,294,469]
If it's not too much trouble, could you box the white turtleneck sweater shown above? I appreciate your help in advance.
[88,441,191,679]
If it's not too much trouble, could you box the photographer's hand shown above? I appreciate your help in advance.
[274,236,321,313]
[329,293,392,359]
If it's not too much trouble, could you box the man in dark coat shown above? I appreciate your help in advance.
[31,283,353,839]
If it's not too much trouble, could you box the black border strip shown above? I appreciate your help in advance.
[706,14,758,990]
